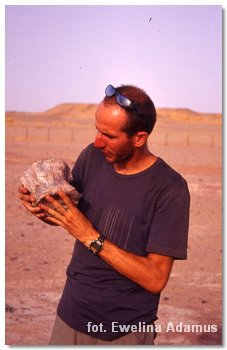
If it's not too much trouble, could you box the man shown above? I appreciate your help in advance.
[19,84,190,345]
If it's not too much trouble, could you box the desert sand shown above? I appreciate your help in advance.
[5,104,222,345]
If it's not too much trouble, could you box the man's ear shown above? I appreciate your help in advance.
[133,131,149,148]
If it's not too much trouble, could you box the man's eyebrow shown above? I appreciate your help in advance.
[95,124,116,137]
[101,131,117,138]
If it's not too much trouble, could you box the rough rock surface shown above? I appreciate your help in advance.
[20,159,81,206]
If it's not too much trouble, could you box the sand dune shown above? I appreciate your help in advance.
[6,103,222,123]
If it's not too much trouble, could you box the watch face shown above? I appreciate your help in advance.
[93,241,102,249]
[90,239,103,254]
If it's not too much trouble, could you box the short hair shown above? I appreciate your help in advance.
[103,84,156,137]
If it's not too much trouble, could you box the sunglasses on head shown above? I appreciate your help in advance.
[105,84,143,118]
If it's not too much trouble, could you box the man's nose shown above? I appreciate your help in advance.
[94,133,106,148]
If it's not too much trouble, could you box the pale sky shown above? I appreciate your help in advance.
[5,5,222,113]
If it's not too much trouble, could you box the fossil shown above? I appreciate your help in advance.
[20,159,81,207]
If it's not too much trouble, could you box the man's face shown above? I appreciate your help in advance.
[94,102,135,164]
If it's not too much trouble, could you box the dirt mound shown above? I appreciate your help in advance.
[6,104,222,125]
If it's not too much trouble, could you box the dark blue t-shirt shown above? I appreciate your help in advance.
[57,144,190,340]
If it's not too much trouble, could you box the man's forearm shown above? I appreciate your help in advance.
[82,231,173,295]
[100,240,162,293]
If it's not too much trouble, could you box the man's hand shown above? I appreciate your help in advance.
[39,191,97,246]
[18,185,47,218]
[18,185,58,226]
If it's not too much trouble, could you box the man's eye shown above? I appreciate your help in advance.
[104,133,115,139]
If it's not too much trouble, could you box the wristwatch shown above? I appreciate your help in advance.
[89,235,105,255]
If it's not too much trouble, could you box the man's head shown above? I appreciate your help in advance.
[103,84,156,137]
[94,84,156,164]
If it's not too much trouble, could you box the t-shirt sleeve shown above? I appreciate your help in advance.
[146,179,190,259]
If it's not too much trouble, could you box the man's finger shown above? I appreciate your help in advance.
[36,212,47,219]
[21,201,43,213]
[18,185,31,194]
[57,191,76,211]
[44,195,68,215]
[19,192,36,202]
[39,202,65,220]
[18,185,28,193]
[41,215,64,226]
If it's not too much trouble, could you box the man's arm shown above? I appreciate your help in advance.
[39,191,174,294]
[99,242,173,294]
